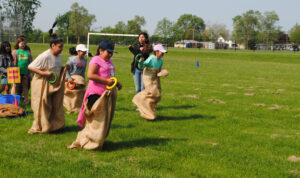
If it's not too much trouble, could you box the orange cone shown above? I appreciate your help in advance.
[14,96,18,106]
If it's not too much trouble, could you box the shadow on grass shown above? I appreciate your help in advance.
[51,125,82,134]
[102,137,185,152]
[116,105,196,112]
[157,105,196,110]
[155,114,216,121]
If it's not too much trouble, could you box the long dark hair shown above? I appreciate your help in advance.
[49,21,63,47]
[0,41,12,54]
[139,32,150,44]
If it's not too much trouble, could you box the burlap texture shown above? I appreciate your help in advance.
[63,75,86,113]
[0,104,24,118]
[28,67,66,134]
[132,67,162,120]
[68,88,117,150]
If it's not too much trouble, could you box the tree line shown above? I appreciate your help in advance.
[1,1,300,49]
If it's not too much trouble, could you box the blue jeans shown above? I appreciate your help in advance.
[133,68,144,93]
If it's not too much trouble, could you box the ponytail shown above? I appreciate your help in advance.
[49,21,63,47]
[69,47,77,55]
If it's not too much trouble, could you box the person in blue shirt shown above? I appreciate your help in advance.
[132,44,168,120]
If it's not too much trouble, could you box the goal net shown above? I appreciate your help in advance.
[87,32,139,55]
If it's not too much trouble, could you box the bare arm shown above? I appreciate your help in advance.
[28,67,52,77]
[87,64,114,85]
[11,50,18,66]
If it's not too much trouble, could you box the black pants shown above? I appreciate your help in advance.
[87,94,100,110]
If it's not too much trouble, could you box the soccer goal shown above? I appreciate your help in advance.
[87,32,139,55]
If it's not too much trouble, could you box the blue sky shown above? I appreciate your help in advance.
[33,0,300,35]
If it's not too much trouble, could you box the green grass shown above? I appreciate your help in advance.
[1,43,300,177]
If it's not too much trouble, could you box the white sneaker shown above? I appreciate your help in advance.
[135,108,139,111]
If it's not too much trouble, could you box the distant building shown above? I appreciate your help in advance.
[174,40,201,48]
[200,42,216,49]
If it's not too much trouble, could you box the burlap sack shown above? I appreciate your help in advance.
[63,75,86,113]
[28,67,66,134]
[0,104,24,118]
[132,67,162,120]
[68,87,117,150]
[157,69,169,77]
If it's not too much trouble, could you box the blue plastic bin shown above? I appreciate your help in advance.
[0,95,21,105]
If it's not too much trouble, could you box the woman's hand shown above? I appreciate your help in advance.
[43,71,53,77]
[106,78,114,86]
[116,82,122,90]
[66,64,71,70]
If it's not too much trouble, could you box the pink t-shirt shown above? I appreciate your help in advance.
[86,56,115,96]
[77,56,115,127]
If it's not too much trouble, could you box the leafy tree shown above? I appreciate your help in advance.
[4,0,41,33]
[154,18,174,41]
[259,11,280,48]
[232,10,261,49]
[127,15,146,34]
[289,23,300,45]
[173,14,205,41]
[23,29,43,43]
[56,11,71,42]
[202,23,229,42]
[114,21,127,33]
[68,2,96,43]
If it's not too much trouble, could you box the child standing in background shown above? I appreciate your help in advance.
[0,42,14,94]
[11,37,32,103]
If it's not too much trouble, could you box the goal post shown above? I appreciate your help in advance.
[87,32,139,55]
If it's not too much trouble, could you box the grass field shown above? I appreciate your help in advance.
[1,43,300,177]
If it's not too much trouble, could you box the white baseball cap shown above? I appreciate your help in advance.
[76,44,88,52]
[154,44,167,53]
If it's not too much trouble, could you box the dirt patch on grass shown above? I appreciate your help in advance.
[268,104,280,110]
[288,170,300,176]
[222,83,232,87]
[203,142,219,146]
[244,93,255,96]
[184,94,199,99]
[226,92,237,95]
[270,134,280,139]
[272,89,285,95]
[194,88,200,91]
[288,156,300,162]
[295,114,300,118]
[236,86,244,89]
[207,98,226,104]
[254,103,266,107]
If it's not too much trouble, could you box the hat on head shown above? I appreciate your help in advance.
[154,44,167,53]
[76,44,87,52]
[99,40,116,53]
